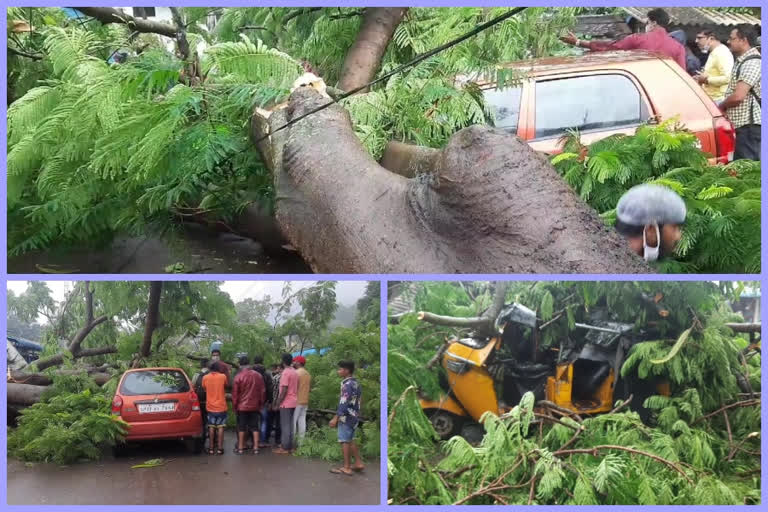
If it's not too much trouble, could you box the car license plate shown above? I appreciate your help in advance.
[138,402,175,413]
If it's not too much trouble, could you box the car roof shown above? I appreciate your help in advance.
[500,50,668,74]
[123,367,186,373]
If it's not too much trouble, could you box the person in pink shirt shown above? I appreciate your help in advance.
[273,353,299,454]
[560,9,686,71]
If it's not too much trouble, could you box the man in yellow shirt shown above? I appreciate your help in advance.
[693,30,734,102]
[292,355,312,441]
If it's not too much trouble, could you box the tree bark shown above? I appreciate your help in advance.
[169,7,190,61]
[139,281,163,359]
[33,346,118,371]
[7,383,46,406]
[34,283,113,371]
[338,8,408,93]
[9,370,112,387]
[725,322,761,333]
[73,8,177,38]
[251,87,652,274]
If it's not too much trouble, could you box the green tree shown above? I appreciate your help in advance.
[387,281,760,505]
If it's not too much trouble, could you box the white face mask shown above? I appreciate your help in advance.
[643,223,661,262]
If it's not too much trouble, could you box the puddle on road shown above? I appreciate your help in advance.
[8,225,311,274]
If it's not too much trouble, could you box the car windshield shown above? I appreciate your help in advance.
[119,370,189,395]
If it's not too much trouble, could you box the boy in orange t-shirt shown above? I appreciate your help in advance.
[202,362,228,455]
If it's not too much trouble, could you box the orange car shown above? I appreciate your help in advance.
[112,367,204,454]
[479,50,735,163]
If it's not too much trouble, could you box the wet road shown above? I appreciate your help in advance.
[8,225,311,274]
[7,431,379,505]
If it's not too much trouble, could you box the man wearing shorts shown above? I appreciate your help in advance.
[329,360,364,475]
[202,361,228,455]
[232,356,266,454]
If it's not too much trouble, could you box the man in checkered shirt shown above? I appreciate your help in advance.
[721,24,761,161]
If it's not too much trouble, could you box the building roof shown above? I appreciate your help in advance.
[621,7,760,27]
[574,14,632,38]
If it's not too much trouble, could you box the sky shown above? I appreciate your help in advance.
[7,281,372,324]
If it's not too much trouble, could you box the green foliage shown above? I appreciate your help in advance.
[8,7,580,255]
[8,19,296,256]
[8,389,128,464]
[552,121,761,273]
[295,423,379,460]
[388,281,761,505]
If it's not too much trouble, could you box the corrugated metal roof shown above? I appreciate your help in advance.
[574,14,632,37]
[622,7,760,27]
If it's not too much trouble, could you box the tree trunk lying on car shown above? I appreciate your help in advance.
[251,87,652,274]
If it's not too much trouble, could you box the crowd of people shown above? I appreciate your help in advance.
[561,8,761,161]
[190,346,365,475]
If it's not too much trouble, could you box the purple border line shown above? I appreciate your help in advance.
[5,273,763,281]
[3,1,765,8]
[380,280,388,506]
[2,2,766,511]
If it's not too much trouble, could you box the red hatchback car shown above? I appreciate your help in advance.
[478,50,735,163]
[112,367,204,454]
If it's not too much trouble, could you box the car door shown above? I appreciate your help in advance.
[525,71,655,155]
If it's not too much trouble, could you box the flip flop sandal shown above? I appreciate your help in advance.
[207,449,215,455]
[252,449,260,455]
[352,467,365,473]
[234,448,246,455]
[217,449,225,455]
[330,468,353,476]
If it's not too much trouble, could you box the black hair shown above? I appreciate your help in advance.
[615,219,684,237]
[281,353,293,366]
[734,24,758,47]
[238,355,250,366]
[211,349,221,355]
[253,355,264,365]
[647,9,670,29]
[697,29,716,39]
[200,358,210,368]
[614,219,645,237]
[338,360,355,374]
[209,361,222,373]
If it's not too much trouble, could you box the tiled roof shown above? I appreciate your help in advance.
[621,7,760,27]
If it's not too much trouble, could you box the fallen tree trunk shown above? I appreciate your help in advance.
[725,322,761,333]
[9,370,113,387]
[251,87,653,274]
[73,8,177,38]
[32,345,117,371]
[7,383,46,406]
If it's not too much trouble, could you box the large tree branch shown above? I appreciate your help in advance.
[338,8,408,93]
[139,281,163,359]
[251,86,652,274]
[169,7,190,61]
[66,315,108,354]
[72,7,177,38]
[488,282,509,320]
[32,345,117,371]
[8,46,43,60]
[725,322,761,333]
[418,311,492,329]
[9,369,112,387]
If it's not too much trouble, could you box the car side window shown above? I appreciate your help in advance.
[483,86,523,134]
[534,74,648,139]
